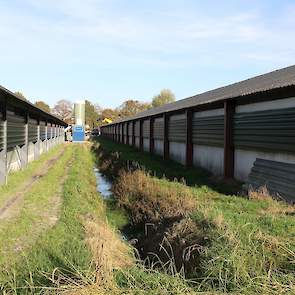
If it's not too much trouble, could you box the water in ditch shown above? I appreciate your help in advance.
[93,167,113,199]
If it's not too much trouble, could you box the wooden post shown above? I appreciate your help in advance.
[115,124,118,142]
[163,113,169,160]
[224,100,235,178]
[186,109,193,166]
[132,121,135,146]
[24,111,29,168]
[139,120,143,151]
[0,100,7,184]
[149,117,154,154]
[126,122,129,145]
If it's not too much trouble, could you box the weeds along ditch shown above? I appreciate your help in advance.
[93,145,213,279]
[93,139,295,295]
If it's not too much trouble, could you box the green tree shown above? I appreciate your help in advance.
[97,108,120,125]
[14,91,28,101]
[152,89,175,108]
[34,101,50,113]
[85,100,100,128]
[118,99,151,118]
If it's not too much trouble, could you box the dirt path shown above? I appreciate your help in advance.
[12,157,74,254]
[0,149,65,220]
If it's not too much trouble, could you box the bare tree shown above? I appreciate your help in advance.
[52,100,73,123]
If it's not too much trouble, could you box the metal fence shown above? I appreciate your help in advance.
[0,86,67,185]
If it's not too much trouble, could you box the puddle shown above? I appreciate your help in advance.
[94,167,113,199]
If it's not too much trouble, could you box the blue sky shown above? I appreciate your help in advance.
[0,0,294,108]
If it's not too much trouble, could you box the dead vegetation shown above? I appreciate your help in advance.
[249,186,295,216]
[85,217,133,285]
[113,169,196,226]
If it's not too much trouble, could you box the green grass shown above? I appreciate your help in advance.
[0,145,64,208]
[95,138,295,295]
[105,198,129,229]
[1,139,293,295]
[0,144,105,293]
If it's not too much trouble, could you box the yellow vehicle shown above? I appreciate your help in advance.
[102,118,113,124]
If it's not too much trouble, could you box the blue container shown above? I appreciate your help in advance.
[72,125,85,142]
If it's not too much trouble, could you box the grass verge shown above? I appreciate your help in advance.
[94,137,295,295]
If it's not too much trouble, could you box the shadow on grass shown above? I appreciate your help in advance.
[92,137,242,196]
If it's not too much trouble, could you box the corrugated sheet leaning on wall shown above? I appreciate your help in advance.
[101,65,295,202]
[0,85,67,185]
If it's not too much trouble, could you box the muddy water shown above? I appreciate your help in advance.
[93,167,113,198]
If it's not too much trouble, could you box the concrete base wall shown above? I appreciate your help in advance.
[169,142,186,164]
[0,150,6,184]
[143,138,149,152]
[7,147,24,172]
[154,139,164,156]
[34,141,40,160]
[5,136,64,176]
[40,140,46,155]
[234,149,295,181]
[193,144,224,175]
[28,142,35,163]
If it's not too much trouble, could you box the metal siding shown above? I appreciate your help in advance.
[47,124,52,139]
[40,121,46,141]
[128,123,133,135]
[192,115,224,146]
[135,121,140,136]
[28,118,38,143]
[168,118,186,142]
[7,110,26,150]
[154,119,164,140]
[142,120,150,138]
[234,107,295,153]
[0,113,3,150]
[123,123,127,135]
[245,158,295,203]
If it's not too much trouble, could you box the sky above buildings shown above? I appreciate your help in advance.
[0,0,294,108]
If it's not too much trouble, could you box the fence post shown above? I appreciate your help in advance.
[186,109,193,167]
[24,111,29,168]
[139,120,143,151]
[163,113,169,160]
[224,100,235,178]
[126,122,129,144]
[0,100,7,184]
[149,117,154,154]
[132,121,135,146]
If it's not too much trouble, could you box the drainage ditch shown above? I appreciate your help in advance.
[93,162,213,279]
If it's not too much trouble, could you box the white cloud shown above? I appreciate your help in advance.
[0,1,294,70]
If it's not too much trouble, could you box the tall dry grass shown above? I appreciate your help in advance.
[113,169,196,225]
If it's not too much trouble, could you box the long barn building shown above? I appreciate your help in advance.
[101,65,295,202]
[0,85,67,185]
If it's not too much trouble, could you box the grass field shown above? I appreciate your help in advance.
[0,143,107,293]
[0,139,294,294]
[94,138,295,295]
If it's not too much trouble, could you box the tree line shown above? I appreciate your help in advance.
[14,89,175,128]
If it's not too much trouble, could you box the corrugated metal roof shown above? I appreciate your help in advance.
[110,64,295,124]
[0,85,67,126]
